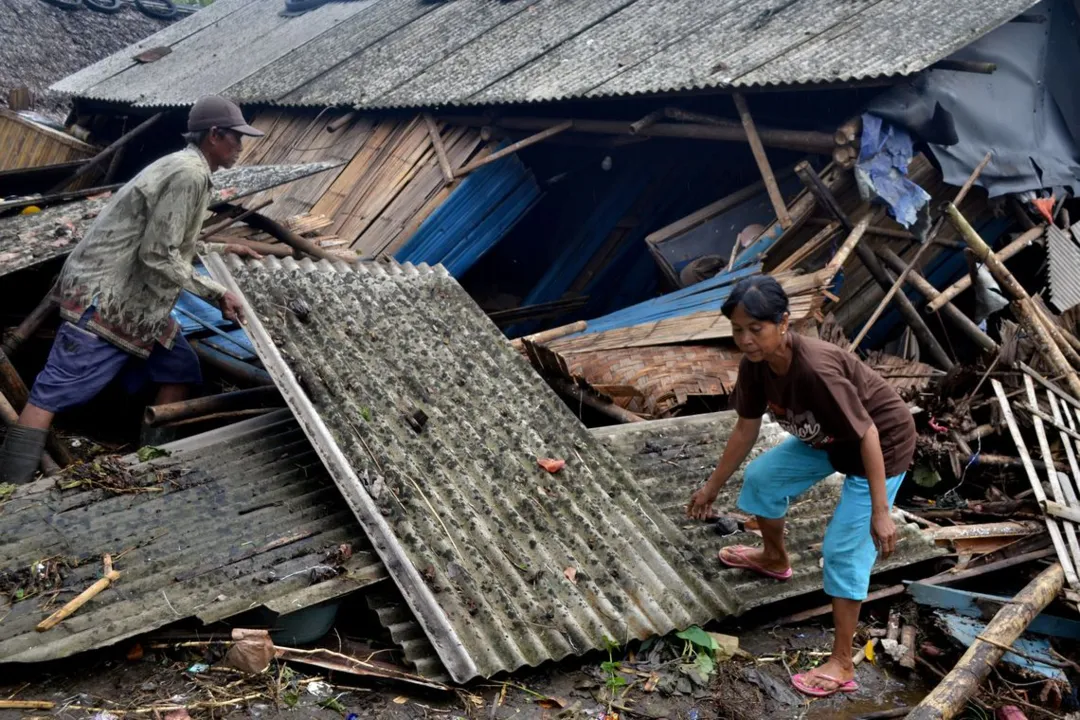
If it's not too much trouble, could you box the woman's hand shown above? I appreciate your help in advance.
[871,509,897,558]
[687,483,719,520]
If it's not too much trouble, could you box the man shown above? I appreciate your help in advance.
[0,96,264,484]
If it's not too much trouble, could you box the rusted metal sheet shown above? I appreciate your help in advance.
[205,254,739,683]
[0,411,386,664]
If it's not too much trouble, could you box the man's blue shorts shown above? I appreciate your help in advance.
[27,315,201,414]
[737,435,907,601]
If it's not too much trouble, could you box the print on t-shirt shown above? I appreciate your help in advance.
[767,402,835,447]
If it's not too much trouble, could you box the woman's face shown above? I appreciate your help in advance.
[729,304,788,362]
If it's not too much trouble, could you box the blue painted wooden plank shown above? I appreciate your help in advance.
[909,582,1080,640]
[937,612,1067,682]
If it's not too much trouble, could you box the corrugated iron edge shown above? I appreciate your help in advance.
[204,254,480,683]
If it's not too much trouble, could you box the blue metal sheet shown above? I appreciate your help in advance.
[394,152,540,276]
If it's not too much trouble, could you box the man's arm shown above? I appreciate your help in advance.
[139,172,228,303]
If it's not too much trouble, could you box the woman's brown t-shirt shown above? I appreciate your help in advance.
[732,333,916,477]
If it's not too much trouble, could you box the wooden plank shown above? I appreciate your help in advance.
[423,113,455,183]
[732,93,791,229]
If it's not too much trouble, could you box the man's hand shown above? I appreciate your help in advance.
[219,291,246,323]
[871,509,897,558]
[223,243,263,260]
[686,483,719,521]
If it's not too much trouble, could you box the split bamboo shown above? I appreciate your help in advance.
[732,93,791,229]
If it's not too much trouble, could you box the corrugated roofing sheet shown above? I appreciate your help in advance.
[205,254,741,683]
[0,411,386,664]
[0,161,339,278]
[51,0,1039,109]
[370,411,944,679]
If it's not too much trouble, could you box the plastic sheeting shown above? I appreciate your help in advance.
[867,0,1080,198]
[855,114,931,235]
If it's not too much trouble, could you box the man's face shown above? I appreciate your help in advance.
[208,128,244,169]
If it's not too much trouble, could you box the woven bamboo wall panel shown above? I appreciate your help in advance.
[0,110,95,173]
[565,344,741,417]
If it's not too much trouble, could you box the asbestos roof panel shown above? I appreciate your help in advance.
[1048,224,1080,312]
[205,254,739,683]
[52,0,1039,109]
[0,411,386,664]
[371,411,944,679]
[0,161,339,279]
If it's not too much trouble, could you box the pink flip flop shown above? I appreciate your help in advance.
[791,672,859,697]
[717,545,793,581]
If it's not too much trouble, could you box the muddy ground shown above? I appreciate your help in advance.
[0,621,935,720]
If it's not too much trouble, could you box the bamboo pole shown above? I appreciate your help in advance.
[240,211,351,263]
[36,555,120,632]
[510,320,587,351]
[826,215,871,270]
[796,163,952,367]
[874,246,996,353]
[926,225,1044,313]
[0,700,56,710]
[549,378,645,424]
[732,93,791,229]
[443,114,837,154]
[906,563,1065,720]
[850,152,992,349]
[455,121,573,177]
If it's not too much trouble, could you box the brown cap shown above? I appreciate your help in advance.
[187,95,264,136]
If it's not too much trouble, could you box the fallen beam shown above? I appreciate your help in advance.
[906,562,1065,720]
[926,226,1044,313]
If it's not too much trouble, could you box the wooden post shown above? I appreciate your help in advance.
[549,378,645,424]
[326,112,356,133]
[875,246,997,353]
[2,292,58,356]
[732,93,791,229]
[198,199,273,242]
[849,152,992,350]
[239,211,353,263]
[926,225,1044,313]
[48,113,164,194]
[629,109,665,135]
[906,563,1064,720]
[795,163,953,368]
[423,113,455,184]
[0,349,28,410]
[455,121,573,177]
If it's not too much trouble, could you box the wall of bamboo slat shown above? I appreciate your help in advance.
[237,109,485,260]
[0,110,95,175]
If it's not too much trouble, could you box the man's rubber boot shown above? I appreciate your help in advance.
[0,425,48,484]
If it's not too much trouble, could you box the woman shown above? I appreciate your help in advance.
[687,275,915,697]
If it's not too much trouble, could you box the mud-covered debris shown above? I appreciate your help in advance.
[714,516,740,536]
[288,297,311,323]
[405,409,428,433]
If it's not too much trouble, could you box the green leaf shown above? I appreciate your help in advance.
[0,483,16,501]
[600,660,621,674]
[602,635,620,653]
[318,697,347,714]
[282,691,299,709]
[676,626,719,653]
[913,461,941,488]
[13,588,24,601]
[639,637,656,653]
[359,407,372,422]
[136,446,170,462]
[605,675,628,691]
[694,650,716,677]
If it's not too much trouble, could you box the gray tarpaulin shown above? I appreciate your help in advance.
[867,0,1080,198]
